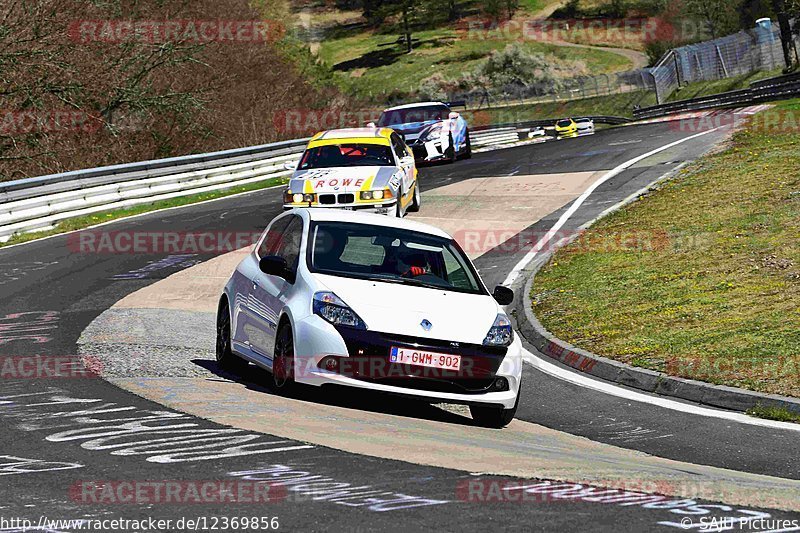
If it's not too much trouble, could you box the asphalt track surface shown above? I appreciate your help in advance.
[1,122,798,532]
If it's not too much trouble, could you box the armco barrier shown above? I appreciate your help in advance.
[633,71,800,120]
[0,116,628,242]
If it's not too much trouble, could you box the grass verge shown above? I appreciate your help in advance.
[747,404,800,423]
[0,176,289,248]
[532,99,800,398]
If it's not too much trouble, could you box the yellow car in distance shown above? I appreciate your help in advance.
[554,118,578,138]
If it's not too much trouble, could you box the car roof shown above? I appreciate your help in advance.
[290,208,452,239]
[382,102,448,112]
[308,127,393,148]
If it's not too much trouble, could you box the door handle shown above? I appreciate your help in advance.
[252,278,261,290]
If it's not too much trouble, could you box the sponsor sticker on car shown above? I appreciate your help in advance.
[390,347,461,371]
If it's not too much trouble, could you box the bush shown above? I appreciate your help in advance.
[644,40,676,66]
[476,44,564,91]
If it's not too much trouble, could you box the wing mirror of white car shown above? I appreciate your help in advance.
[493,285,514,305]
[448,111,460,120]
[283,161,297,171]
[366,122,377,128]
[259,255,292,282]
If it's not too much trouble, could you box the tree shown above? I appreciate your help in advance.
[684,0,741,38]
[374,0,424,53]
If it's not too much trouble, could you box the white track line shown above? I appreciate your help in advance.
[505,126,800,431]
[502,127,721,286]
[522,347,800,432]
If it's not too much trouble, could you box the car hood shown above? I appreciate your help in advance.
[315,274,499,345]
[291,166,401,194]
[388,120,442,136]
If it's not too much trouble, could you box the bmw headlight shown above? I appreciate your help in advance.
[313,292,367,330]
[421,124,444,142]
[360,189,389,201]
[285,192,316,204]
[483,314,513,347]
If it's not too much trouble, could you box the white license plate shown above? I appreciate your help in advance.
[389,347,461,371]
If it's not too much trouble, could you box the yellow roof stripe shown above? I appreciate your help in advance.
[308,136,391,149]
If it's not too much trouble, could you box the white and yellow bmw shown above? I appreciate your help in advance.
[283,128,421,217]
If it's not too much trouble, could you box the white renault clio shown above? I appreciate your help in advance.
[216,208,523,427]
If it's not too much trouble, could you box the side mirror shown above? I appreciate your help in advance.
[283,161,297,171]
[259,255,289,279]
[366,122,377,128]
[448,111,460,120]
[493,285,514,305]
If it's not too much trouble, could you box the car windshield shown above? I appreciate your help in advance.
[378,105,450,127]
[556,119,573,127]
[299,144,394,169]
[308,221,485,295]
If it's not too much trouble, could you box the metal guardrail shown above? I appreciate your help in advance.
[633,72,800,120]
[0,124,559,242]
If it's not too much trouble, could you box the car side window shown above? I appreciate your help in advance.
[257,216,292,259]
[272,217,303,275]
[391,133,409,160]
[443,247,478,291]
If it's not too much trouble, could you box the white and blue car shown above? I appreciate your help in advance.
[216,209,522,428]
[377,102,471,163]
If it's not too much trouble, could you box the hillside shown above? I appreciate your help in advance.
[0,0,341,181]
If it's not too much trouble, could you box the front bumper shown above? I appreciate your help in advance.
[409,140,448,162]
[293,315,522,408]
[283,199,397,215]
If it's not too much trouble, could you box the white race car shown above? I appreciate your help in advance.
[283,128,420,217]
[376,101,471,163]
[575,117,595,135]
[216,209,523,427]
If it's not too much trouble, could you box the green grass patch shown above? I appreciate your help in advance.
[532,99,800,398]
[666,69,785,103]
[318,27,633,99]
[0,176,289,248]
[747,404,800,423]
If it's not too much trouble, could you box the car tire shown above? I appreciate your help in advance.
[407,181,421,212]
[469,384,520,429]
[216,298,247,373]
[445,134,456,163]
[272,321,296,391]
[463,130,472,159]
[395,189,404,218]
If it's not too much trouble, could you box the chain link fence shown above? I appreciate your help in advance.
[647,24,796,104]
[417,24,795,111]
[405,69,656,110]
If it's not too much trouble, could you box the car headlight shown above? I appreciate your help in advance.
[313,292,367,330]
[285,192,316,204]
[360,189,390,201]
[483,313,513,347]
[421,124,444,142]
